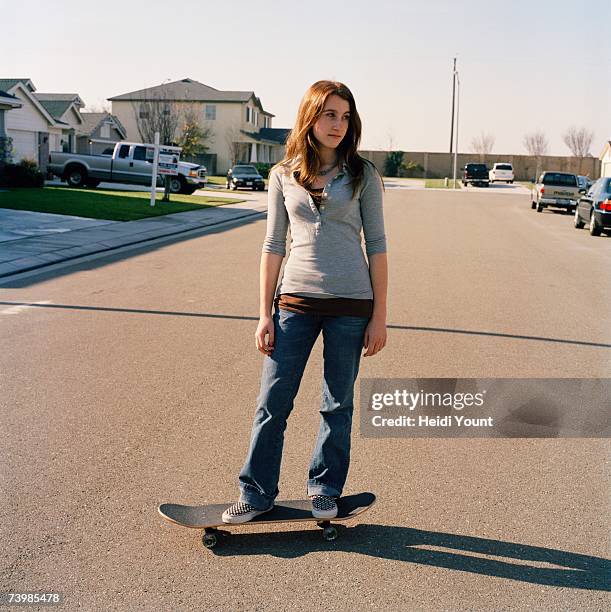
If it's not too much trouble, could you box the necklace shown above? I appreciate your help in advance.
[317,160,338,176]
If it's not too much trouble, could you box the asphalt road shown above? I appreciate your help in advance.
[1,188,609,611]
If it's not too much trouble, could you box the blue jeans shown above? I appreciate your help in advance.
[238,307,370,509]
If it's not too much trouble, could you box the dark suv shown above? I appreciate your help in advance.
[226,165,265,191]
[462,163,489,187]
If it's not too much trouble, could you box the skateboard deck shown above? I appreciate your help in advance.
[158,492,375,548]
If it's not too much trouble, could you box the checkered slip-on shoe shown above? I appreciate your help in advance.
[221,501,274,524]
[311,495,338,519]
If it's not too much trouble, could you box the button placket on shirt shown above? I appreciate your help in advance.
[305,169,345,232]
[319,171,342,218]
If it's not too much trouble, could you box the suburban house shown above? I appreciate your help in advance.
[0,89,22,164]
[108,78,290,174]
[77,112,126,155]
[600,141,611,178]
[0,78,127,172]
[0,79,75,172]
[33,92,85,153]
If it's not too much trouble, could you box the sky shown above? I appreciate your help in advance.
[4,0,610,156]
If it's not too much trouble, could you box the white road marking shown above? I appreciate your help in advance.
[0,300,52,315]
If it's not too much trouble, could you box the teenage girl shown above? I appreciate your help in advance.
[222,80,388,523]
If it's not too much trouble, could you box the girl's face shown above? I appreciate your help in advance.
[312,94,351,152]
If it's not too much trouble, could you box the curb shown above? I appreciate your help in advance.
[0,208,266,280]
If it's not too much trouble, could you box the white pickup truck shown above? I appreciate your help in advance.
[531,171,583,214]
[48,141,207,194]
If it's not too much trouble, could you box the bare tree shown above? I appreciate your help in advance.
[523,131,549,182]
[386,130,396,152]
[563,126,593,157]
[470,132,495,155]
[224,125,244,167]
[131,90,181,146]
[523,131,549,156]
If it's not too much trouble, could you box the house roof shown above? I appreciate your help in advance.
[35,92,85,107]
[3,81,65,128]
[34,97,75,120]
[241,128,291,145]
[79,111,127,139]
[108,77,274,115]
[0,89,22,108]
[0,78,35,92]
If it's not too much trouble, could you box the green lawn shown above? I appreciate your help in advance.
[0,186,244,222]
[206,176,228,186]
[425,179,463,189]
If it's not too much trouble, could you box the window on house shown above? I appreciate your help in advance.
[163,105,171,116]
[205,105,216,120]
[139,108,148,119]
[246,107,250,122]
[101,123,110,138]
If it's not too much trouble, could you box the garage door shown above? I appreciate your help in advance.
[8,129,37,162]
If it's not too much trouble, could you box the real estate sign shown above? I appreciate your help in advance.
[158,146,181,176]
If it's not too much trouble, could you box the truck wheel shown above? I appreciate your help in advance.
[169,176,186,194]
[531,201,536,209]
[536,202,544,213]
[66,166,87,188]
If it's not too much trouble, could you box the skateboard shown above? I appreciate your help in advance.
[158,492,376,549]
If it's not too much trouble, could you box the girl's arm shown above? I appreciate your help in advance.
[368,252,388,321]
[360,162,388,320]
[260,253,283,317]
[260,169,289,317]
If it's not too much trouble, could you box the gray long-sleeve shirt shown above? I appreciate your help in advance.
[262,159,387,300]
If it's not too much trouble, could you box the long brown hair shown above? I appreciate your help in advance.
[271,80,383,199]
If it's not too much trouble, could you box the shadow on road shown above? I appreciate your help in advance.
[1,302,609,350]
[206,523,611,590]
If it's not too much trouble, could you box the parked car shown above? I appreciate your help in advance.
[462,163,489,187]
[48,141,207,194]
[489,162,514,184]
[577,175,593,192]
[574,177,611,236]
[531,171,581,214]
[226,165,265,191]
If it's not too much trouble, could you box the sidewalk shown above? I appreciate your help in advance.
[0,189,267,279]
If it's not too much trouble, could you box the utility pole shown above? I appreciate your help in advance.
[452,65,460,189]
[449,57,456,154]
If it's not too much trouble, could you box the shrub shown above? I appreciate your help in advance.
[0,159,45,188]
[398,160,425,178]
[384,151,404,177]
[254,162,273,179]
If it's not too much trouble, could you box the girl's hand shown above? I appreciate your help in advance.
[363,316,387,357]
[255,315,275,355]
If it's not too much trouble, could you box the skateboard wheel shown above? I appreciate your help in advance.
[322,526,337,541]
[203,532,217,549]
